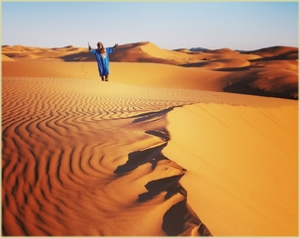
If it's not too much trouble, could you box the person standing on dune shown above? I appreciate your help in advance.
[88,42,118,82]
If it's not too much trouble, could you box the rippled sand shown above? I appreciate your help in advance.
[2,77,212,235]
[2,42,298,236]
[2,76,297,236]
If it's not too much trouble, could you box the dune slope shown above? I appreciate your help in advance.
[164,98,298,236]
[2,77,213,236]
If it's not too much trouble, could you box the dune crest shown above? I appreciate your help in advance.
[244,45,298,58]
[2,77,216,236]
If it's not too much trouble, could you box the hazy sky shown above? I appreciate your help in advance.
[2,1,298,50]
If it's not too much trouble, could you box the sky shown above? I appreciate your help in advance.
[1,1,298,50]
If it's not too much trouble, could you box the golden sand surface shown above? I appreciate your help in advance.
[2,42,298,236]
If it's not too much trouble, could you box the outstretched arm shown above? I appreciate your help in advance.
[88,42,97,55]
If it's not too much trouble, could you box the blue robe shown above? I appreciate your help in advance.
[89,47,114,76]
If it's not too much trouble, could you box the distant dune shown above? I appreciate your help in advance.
[2,41,298,236]
[2,54,14,61]
[2,44,87,61]
[243,45,298,58]
[2,42,298,99]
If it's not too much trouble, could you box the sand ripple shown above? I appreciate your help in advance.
[2,77,212,236]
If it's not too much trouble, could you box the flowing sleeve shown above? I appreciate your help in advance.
[106,47,115,54]
[89,48,97,54]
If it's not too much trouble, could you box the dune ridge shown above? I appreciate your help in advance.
[2,76,216,236]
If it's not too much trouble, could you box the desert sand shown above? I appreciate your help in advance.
[2,42,298,236]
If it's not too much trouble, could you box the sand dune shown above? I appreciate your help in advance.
[2,42,296,64]
[244,45,298,58]
[164,99,298,236]
[2,76,297,236]
[2,54,14,61]
[2,41,298,236]
[1,44,87,61]
[2,42,298,99]
[2,76,214,236]
[2,60,233,92]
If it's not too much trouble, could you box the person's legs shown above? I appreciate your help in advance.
[100,75,109,82]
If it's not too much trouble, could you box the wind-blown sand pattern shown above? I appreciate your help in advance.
[2,77,212,236]
[2,42,298,236]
